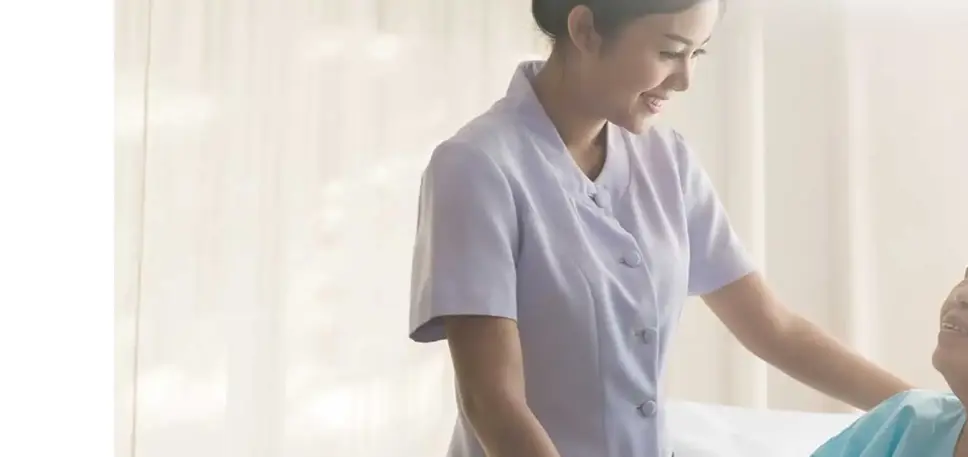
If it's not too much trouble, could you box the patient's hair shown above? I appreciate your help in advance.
[532,0,726,44]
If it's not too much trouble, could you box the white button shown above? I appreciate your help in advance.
[591,191,609,209]
[638,400,658,418]
[635,329,655,344]
[622,251,642,267]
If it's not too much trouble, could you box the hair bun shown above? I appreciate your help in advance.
[532,0,723,45]
[532,0,573,40]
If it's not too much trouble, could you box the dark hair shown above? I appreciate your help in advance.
[532,0,722,44]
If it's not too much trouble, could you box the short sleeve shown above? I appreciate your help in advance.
[408,141,519,343]
[674,131,756,296]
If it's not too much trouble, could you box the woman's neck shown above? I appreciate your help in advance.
[532,54,607,158]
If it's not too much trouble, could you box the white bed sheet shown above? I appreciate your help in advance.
[667,401,861,457]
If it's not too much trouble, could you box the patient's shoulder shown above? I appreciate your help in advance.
[886,389,960,417]
[811,390,965,457]
[860,389,961,428]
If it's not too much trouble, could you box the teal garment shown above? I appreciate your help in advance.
[812,389,966,457]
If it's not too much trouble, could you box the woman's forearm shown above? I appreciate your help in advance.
[461,391,562,457]
[763,315,913,411]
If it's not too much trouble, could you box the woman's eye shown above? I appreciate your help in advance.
[660,49,707,60]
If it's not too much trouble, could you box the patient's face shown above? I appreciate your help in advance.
[933,267,968,385]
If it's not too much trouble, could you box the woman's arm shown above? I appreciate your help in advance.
[444,316,562,457]
[668,131,910,410]
[702,272,913,411]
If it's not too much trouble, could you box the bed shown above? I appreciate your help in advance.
[667,400,861,456]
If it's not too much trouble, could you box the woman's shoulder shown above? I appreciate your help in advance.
[427,106,533,177]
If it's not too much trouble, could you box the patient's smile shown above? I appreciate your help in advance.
[942,321,968,335]
[941,314,968,338]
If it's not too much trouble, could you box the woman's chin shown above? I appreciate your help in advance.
[934,343,968,383]
[612,113,654,135]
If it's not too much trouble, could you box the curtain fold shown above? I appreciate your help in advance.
[115,0,151,454]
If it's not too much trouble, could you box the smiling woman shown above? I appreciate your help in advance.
[409,2,755,455]
[935,268,968,396]
[406,1,912,457]
[530,0,723,138]
[811,269,968,457]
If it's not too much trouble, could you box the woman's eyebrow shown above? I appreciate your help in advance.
[663,33,711,47]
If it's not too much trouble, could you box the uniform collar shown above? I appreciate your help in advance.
[505,60,630,199]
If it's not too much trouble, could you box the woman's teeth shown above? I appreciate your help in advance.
[942,322,968,334]
[645,97,664,113]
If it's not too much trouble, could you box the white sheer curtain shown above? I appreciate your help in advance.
[115,0,968,456]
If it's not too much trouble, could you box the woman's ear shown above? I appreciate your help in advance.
[566,5,603,57]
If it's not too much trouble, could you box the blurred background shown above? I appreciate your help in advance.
[115,0,968,456]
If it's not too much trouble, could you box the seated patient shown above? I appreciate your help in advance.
[812,268,968,457]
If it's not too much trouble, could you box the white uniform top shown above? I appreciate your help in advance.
[409,61,755,457]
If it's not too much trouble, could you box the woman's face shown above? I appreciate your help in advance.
[933,268,968,384]
[569,1,720,134]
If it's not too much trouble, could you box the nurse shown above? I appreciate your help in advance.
[408,1,912,456]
